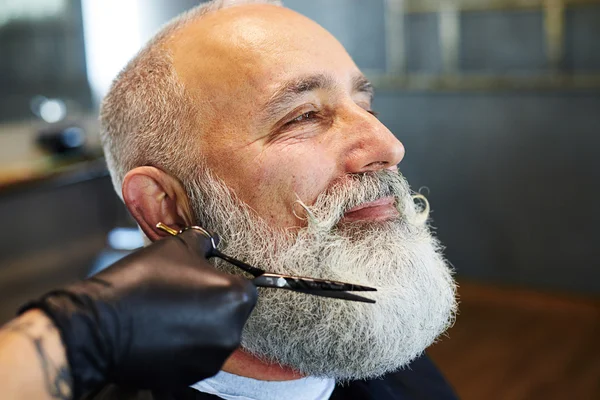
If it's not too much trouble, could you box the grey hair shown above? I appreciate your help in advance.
[99,0,283,198]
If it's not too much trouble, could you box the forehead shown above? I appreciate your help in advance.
[169,4,359,114]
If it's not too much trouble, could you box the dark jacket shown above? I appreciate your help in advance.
[84,354,457,400]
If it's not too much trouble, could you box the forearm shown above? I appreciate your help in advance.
[0,310,73,400]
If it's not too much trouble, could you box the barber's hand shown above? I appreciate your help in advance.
[20,229,257,399]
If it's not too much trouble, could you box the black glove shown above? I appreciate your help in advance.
[20,229,257,399]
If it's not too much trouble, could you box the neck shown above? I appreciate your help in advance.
[222,348,304,381]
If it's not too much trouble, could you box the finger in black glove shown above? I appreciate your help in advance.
[20,229,257,399]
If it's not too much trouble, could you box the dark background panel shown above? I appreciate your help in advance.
[460,10,548,73]
[374,91,600,294]
[565,5,600,71]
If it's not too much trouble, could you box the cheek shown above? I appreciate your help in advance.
[253,145,337,224]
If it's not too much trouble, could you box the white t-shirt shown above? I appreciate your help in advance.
[190,371,335,400]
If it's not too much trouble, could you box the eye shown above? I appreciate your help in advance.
[288,111,317,125]
[367,110,380,118]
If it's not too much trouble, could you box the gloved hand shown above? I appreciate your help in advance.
[20,229,257,399]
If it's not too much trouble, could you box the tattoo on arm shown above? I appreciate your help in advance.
[4,320,73,400]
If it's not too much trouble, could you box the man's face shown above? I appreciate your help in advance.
[171,4,405,229]
[166,4,456,379]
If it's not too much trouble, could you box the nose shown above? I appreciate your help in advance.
[342,107,405,173]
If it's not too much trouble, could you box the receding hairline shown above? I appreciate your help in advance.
[161,2,288,53]
[164,1,354,117]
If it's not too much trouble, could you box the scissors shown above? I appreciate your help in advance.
[157,222,377,303]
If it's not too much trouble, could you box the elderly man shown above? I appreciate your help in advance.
[0,1,457,399]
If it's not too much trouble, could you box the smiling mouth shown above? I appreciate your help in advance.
[341,196,399,223]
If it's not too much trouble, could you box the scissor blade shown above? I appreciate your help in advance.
[294,289,376,303]
[252,275,375,303]
[253,273,377,292]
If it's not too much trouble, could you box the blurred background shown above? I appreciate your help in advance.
[0,0,598,398]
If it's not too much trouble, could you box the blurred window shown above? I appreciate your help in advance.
[0,0,92,123]
[460,10,547,74]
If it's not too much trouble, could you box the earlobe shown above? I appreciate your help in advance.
[122,167,193,241]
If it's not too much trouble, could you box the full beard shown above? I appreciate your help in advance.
[184,169,457,380]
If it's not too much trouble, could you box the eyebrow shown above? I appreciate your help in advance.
[261,73,375,122]
[352,74,374,102]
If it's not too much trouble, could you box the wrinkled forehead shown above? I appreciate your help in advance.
[169,4,358,115]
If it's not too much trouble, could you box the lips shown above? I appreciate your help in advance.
[342,196,399,223]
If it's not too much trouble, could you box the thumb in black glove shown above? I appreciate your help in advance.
[20,229,257,399]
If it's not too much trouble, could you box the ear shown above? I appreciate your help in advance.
[122,166,194,241]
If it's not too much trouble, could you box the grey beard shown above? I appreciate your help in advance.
[184,169,457,380]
